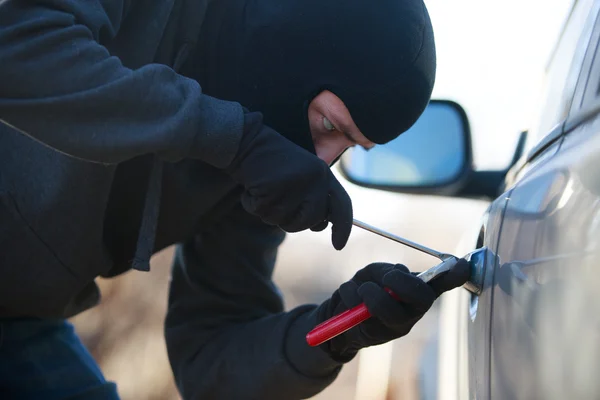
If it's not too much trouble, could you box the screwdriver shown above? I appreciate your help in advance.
[306,219,484,347]
[306,256,459,346]
[352,219,455,262]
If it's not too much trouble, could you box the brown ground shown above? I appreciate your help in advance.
[71,193,488,399]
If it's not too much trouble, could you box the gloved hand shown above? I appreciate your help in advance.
[315,259,470,360]
[225,111,353,250]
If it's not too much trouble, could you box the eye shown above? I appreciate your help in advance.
[323,117,335,131]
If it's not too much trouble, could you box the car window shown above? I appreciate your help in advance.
[523,0,598,154]
[569,5,600,118]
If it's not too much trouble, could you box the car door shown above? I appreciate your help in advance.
[488,2,600,399]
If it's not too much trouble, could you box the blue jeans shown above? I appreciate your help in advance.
[0,318,120,400]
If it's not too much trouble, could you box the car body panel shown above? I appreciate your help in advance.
[490,111,600,399]
[434,2,600,399]
[432,190,511,400]
[488,3,600,398]
[464,192,509,400]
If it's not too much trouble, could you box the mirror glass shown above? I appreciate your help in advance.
[340,101,469,188]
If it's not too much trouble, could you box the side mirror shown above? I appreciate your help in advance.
[338,100,526,199]
[339,100,474,196]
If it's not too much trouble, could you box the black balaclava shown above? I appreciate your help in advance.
[183,0,436,154]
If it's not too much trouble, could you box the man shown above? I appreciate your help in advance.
[0,0,469,399]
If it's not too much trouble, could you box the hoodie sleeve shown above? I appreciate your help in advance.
[0,1,244,167]
[164,203,344,400]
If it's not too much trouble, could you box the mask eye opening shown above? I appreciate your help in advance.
[323,116,335,131]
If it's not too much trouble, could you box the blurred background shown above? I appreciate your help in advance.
[70,1,574,398]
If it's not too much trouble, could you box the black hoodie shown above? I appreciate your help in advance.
[168,0,437,398]
[0,0,435,398]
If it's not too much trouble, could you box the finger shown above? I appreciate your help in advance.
[322,289,344,318]
[428,258,471,297]
[352,262,397,285]
[265,204,303,228]
[240,190,294,225]
[338,280,362,309]
[394,264,411,274]
[240,191,261,215]
[310,220,329,232]
[279,192,327,232]
[327,174,353,250]
[357,282,412,330]
[240,192,279,225]
[382,269,436,313]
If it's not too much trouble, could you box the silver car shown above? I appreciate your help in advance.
[339,0,600,398]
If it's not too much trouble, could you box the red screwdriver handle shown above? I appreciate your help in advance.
[306,288,399,347]
[306,303,371,347]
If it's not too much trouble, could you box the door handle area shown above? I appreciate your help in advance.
[463,246,494,296]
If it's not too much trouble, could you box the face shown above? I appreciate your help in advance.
[308,90,375,165]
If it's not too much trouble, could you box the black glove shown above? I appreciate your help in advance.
[225,111,353,250]
[315,259,470,360]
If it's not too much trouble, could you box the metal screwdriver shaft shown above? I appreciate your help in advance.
[352,219,453,261]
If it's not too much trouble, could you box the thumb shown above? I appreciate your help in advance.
[327,173,353,250]
[310,220,329,232]
[428,258,471,297]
